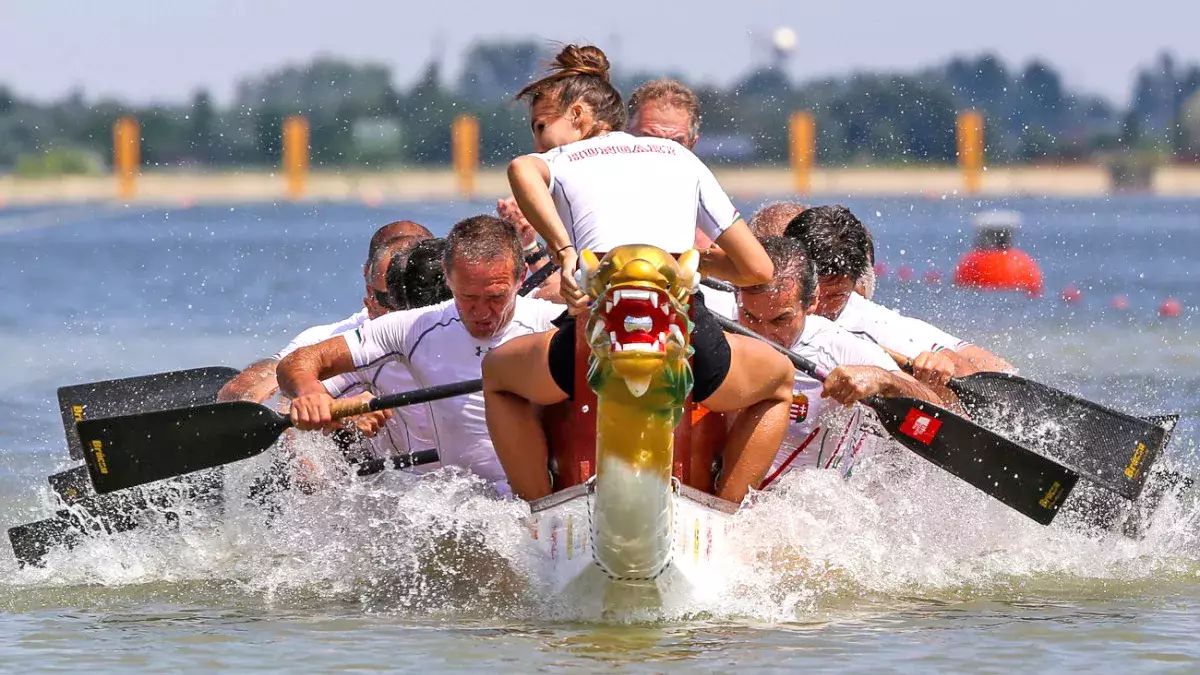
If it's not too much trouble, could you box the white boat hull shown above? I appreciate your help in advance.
[525,481,739,603]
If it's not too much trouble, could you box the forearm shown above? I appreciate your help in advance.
[278,339,356,399]
[699,248,769,287]
[508,158,571,253]
[881,372,945,407]
[216,359,279,403]
[952,345,1015,375]
[277,350,328,399]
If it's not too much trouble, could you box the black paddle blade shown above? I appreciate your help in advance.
[950,372,1172,501]
[78,401,290,494]
[58,366,240,460]
[48,465,92,505]
[867,396,1080,525]
[8,518,84,568]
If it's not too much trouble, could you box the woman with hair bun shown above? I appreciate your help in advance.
[482,44,795,505]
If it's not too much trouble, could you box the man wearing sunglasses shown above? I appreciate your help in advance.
[217,220,432,406]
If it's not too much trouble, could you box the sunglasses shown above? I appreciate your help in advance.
[372,288,406,311]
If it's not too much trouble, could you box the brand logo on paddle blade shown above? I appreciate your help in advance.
[789,392,809,422]
[90,439,108,475]
[1124,441,1148,480]
[899,408,941,445]
[72,405,85,422]
[1039,481,1065,510]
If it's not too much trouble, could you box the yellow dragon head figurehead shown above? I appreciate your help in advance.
[578,245,699,408]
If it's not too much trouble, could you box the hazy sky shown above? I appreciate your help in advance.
[2,0,1196,106]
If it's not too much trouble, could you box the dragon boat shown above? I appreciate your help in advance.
[525,244,741,601]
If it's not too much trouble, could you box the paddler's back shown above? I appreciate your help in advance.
[533,131,739,253]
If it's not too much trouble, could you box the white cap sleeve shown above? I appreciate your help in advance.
[343,312,413,368]
[323,372,361,398]
[690,151,741,242]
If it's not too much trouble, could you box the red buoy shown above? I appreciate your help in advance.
[1060,285,1083,304]
[953,211,1044,296]
[1160,297,1183,318]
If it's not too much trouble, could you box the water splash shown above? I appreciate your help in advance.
[3,430,1199,624]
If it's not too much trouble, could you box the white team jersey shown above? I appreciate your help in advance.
[272,308,437,466]
[769,315,901,477]
[700,287,737,320]
[342,297,564,493]
[834,292,971,360]
[533,131,740,253]
[273,308,369,361]
[324,359,438,465]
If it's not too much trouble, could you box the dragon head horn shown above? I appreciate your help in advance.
[676,249,701,299]
[579,249,601,294]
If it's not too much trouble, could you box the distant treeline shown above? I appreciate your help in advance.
[2,42,1198,175]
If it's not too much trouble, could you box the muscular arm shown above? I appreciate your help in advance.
[216,358,279,403]
[277,337,358,399]
[822,365,945,407]
[952,345,1016,375]
[879,371,944,406]
[704,220,774,286]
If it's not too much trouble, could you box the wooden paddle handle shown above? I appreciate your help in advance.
[881,346,914,372]
[330,397,372,419]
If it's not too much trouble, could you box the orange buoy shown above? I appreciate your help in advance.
[953,210,1043,296]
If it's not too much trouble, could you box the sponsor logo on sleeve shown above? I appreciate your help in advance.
[899,408,942,445]
[72,404,85,422]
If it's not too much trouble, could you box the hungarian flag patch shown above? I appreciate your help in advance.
[789,392,809,422]
[899,408,942,445]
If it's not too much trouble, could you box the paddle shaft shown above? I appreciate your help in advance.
[307,379,483,430]
[518,261,559,296]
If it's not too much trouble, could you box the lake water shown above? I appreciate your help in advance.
[0,196,1197,672]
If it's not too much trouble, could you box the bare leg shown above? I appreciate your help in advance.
[482,330,568,500]
[699,334,793,503]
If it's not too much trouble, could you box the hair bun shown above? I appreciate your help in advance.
[553,44,611,82]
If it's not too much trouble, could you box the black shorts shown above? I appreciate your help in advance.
[547,290,732,403]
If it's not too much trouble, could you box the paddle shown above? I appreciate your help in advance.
[712,312,1079,525]
[879,347,1174,501]
[10,449,443,567]
[58,366,240,460]
[48,465,92,505]
[78,379,482,494]
[699,278,1170,502]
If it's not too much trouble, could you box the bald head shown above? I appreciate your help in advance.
[749,201,806,239]
[365,220,432,276]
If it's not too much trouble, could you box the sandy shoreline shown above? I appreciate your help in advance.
[2,165,1200,206]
